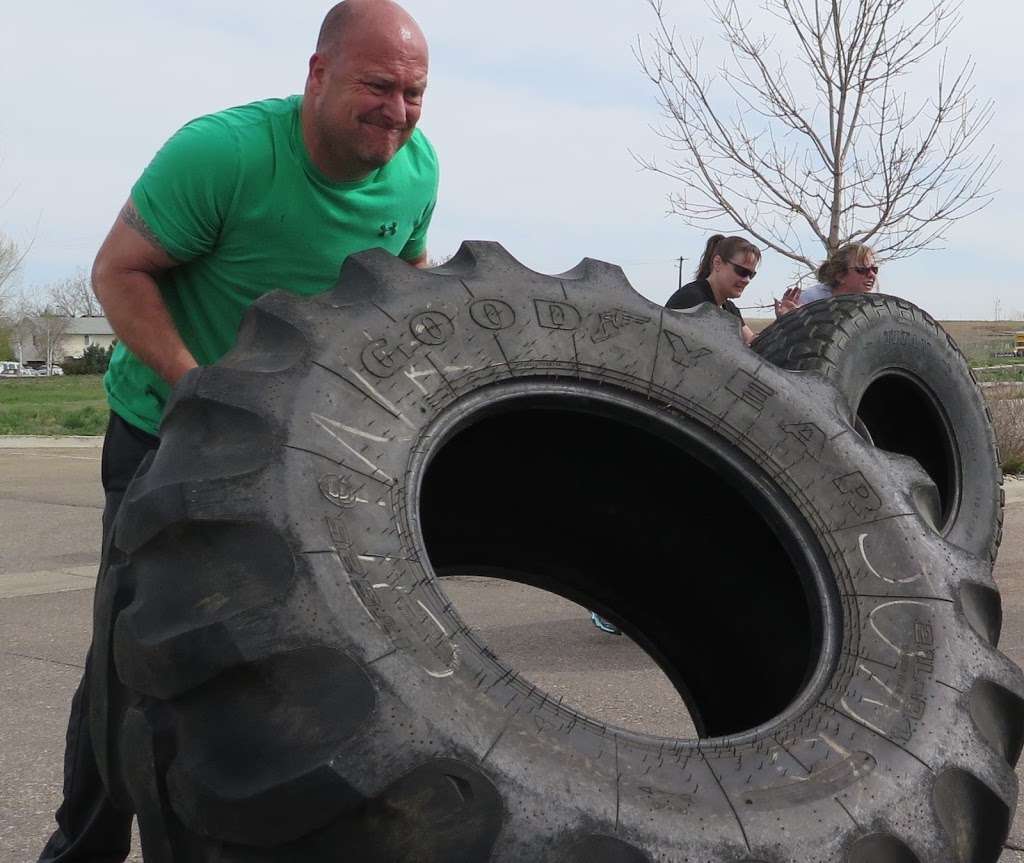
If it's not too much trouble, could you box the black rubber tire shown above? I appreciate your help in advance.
[750,294,1004,564]
[91,244,1023,862]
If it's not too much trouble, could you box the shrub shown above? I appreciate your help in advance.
[64,343,114,375]
[987,385,1024,475]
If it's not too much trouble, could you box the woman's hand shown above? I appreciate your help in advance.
[774,286,801,318]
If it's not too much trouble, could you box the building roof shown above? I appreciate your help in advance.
[63,316,114,336]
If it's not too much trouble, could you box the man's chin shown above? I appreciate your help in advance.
[357,142,404,170]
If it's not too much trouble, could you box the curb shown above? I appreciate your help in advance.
[0,435,105,449]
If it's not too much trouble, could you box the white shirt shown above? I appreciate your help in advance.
[798,283,833,305]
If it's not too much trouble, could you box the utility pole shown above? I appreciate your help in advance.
[676,256,687,291]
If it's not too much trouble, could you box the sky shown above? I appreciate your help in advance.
[0,0,1021,320]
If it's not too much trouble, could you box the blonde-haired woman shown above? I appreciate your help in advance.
[775,243,878,317]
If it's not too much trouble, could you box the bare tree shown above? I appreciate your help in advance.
[33,308,71,373]
[6,299,71,374]
[8,297,37,371]
[0,232,30,317]
[636,0,996,277]
[48,270,102,318]
[427,253,455,268]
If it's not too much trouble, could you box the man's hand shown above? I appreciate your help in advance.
[92,201,198,385]
[774,286,801,318]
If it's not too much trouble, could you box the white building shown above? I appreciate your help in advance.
[14,315,116,365]
[60,316,116,358]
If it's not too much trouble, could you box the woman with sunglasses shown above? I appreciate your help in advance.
[774,243,878,316]
[665,234,761,346]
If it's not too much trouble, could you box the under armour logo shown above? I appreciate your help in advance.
[378,222,397,237]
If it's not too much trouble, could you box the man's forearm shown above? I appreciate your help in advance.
[93,266,197,386]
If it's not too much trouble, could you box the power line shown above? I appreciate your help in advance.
[611,258,684,266]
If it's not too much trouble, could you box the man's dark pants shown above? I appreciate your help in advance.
[38,412,160,863]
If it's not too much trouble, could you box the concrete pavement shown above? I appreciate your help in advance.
[2,441,1023,861]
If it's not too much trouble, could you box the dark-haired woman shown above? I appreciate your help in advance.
[774,243,877,316]
[666,234,760,345]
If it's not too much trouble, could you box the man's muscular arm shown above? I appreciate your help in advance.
[92,201,198,385]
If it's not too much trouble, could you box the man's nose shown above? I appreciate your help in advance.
[380,91,407,126]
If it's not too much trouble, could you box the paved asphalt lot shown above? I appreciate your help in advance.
[1,440,1023,862]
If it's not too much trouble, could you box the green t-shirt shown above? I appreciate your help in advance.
[104,95,439,435]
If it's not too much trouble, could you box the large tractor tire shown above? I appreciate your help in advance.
[751,294,1004,564]
[91,244,1023,861]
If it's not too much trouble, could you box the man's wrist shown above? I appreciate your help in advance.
[163,355,199,386]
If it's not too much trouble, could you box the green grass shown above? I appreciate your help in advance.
[972,356,1024,369]
[975,366,1024,384]
[0,375,108,435]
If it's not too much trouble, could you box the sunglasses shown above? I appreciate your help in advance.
[852,265,879,275]
[724,260,757,280]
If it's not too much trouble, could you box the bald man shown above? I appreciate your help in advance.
[38,3,436,860]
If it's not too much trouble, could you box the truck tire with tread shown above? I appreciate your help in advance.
[750,294,1003,564]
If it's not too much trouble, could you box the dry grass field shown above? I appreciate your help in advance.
[940,320,1024,368]
[748,316,1024,348]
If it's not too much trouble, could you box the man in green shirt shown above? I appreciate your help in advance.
[107,14,437,436]
[39,2,436,860]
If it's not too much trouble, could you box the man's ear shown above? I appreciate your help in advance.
[307,52,325,90]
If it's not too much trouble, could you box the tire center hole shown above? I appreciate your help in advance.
[856,372,957,531]
[420,398,829,739]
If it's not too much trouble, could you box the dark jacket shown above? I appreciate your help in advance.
[666,278,744,324]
